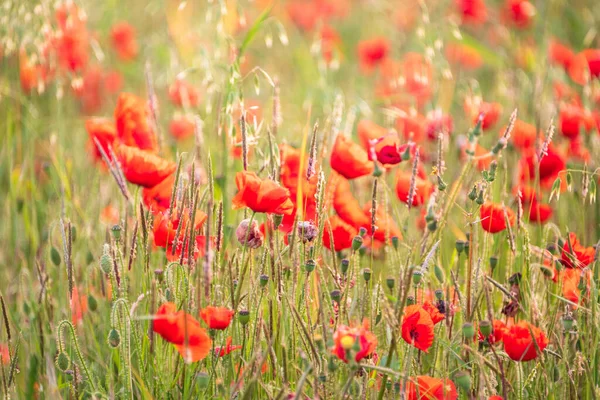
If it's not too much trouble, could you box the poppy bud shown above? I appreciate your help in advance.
[352,235,363,251]
[492,138,507,154]
[51,246,61,266]
[304,259,316,273]
[407,296,416,306]
[236,218,264,249]
[412,270,423,285]
[196,372,210,388]
[111,224,122,241]
[100,250,113,274]
[327,357,338,372]
[331,290,342,303]
[487,161,497,182]
[462,322,475,339]
[435,289,443,300]
[454,371,471,392]
[386,277,395,290]
[479,320,492,337]
[372,163,383,177]
[434,264,445,283]
[455,240,465,254]
[468,186,477,201]
[272,214,284,230]
[363,268,372,282]
[437,175,447,191]
[238,310,250,325]
[489,256,498,270]
[56,352,70,372]
[475,190,484,205]
[391,236,399,249]
[259,274,269,287]
[358,227,367,237]
[401,146,411,161]
[427,220,437,232]
[154,268,164,282]
[87,294,98,312]
[86,250,94,265]
[341,258,349,274]
[297,221,318,243]
[108,328,121,348]
[562,315,574,331]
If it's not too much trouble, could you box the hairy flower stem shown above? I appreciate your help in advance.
[56,320,97,392]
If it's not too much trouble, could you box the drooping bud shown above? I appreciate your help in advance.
[236,219,264,249]
[108,328,121,348]
[51,246,61,266]
[56,352,70,372]
[87,294,98,312]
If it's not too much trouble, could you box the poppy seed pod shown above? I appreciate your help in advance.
[296,220,318,243]
[386,277,395,290]
[259,274,269,287]
[331,290,342,303]
[352,235,363,251]
[455,240,465,254]
[363,268,372,282]
[562,315,574,331]
[462,322,475,339]
[235,218,264,249]
[479,320,492,337]
[272,214,284,229]
[489,256,499,269]
[358,227,367,237]
[412,270,423,285]
[454,371,471,392]
[341,258,350,274]
[238,310,250,325]
[111,224,122,240]
[406,296,416,306]
[434,289,443,300]
[304,259,317,273]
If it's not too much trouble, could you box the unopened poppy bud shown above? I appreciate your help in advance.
[238,310,250,325]
[427,220,437,232]
[272,214,283,230]
[352,235,363,251]
[196,372,210,388]
[111,224,122,241]
[401,146,411,161]
[100,244,112,274]
[487,161,497,181]
[434,264,445,283]
[562,315,574,331]
[297,221,318,243]
[455,240,465,254]
[386,277,395,290]
[108,328,121,348]
[476,190,484,205]
[51,246,61,266]
[304,259,317,273]
[372,163,383,177]
[479,320,492,337]
[340,258,349,274]
[391,236,399,249]
[56,352,70,372]
[363,268,372,282]
[434,289,443,300]
[407,296,416,306]
[87,294,98,312]
[358,246,367,256]
[454,371,471,392]
[412,270,423,285]
[358,227,367,237]
[165,288,173,302]
[86,250,94,265]
[330,290,342,303]
[259,274,269,287]
[327,357,338,372]
[492,138,507,154]
[462,323,475,339]
[437,175,447,191]
[236,219,264,249]
[468,186,477,201]
[557,237,565,248]
[489,256,498,270]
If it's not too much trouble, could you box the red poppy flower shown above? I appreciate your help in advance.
[19,52,42,93]
[518,146,566,189]
[200,306,235,330]
[526,201,553,223]
[503,0,535,28]
[332,176,370,228]
[396,170,433,207]
[461,142,493,171]
[559,103,594,139]
[114,93,158,152]
[0,344,9,365]
[323,215,358,252]
[455,0,488,25]
[321,25,342,64]
[478,319,506,345]
[330,135,374,179]
[286,0,322,31]
[446,43,483,70]
[504,119,538,150]
[85,118,116,162]
[332,319,377,363]
[406,375,458,400]
[560,268,590,307]
[143,174,175,213]
[104,70,124,94]
[503,321,548,361]
[116,144,176,187]
[422,301,445,325]
[279,144,319,200]
[215,336,242,357]
[401,53,433,106]
[553,81,581,104]
[361,203,402,244]
[70,287,88,325]
[401,305,435,352]
[396,112,427,143]
[357,37,390,73]
[169,115,196,141]
[232,171,294,215]
[168,79,201,108]
[357,120,401,163]
[111,22,138,61]
[464,98,502,130]
[568,49,600,85]
[153,302,212,362]
[153,207,208,248]
[560,232,595,269]
[425,110,454,140]
[52,3,89,73]
[480,202,515,233]
[549,39,575,71]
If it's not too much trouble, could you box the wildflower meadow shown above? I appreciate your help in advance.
[1,0,600,398]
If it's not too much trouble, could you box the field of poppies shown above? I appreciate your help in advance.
[1,0,600,398]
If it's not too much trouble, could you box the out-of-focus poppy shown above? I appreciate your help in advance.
[503,321,548,361]
[357,37,390,73]
[143,174,174,213]
[153,302,212,362]
[505,119,538,150]
[105,70,124,94]
[101,205,120,225]
[568,49,600,85]
[461,142,493,171]
[323,215,357,252]
[405,375,458,400]
[464,98,502,130]
[455,0,488,25]
[361,203,402,244]
[169,115,196,141]
[402,53,433,106]
[396,112,427,143]
[320,25,342,65]
[153,207,208,248]
[332,176,370,228]
[85,118,116,162]
[114,93,159,152]
[73,65,106,114]
[70,287,88,325]
[330,134,374,179]
[549,39,575,71]
[332,319,377,363]
[168,79,201,108]
[560,267,590,307]
[215,336,242,357]
[286,1,322,31]
[19,51,41,93]
[396,169,433,207]
[425,110,453,140]
[116,144,176,187]
[200,306,235,330]
[480,202,515,233]
[52,2,89,73]
[478,319,507,345]
[560,232,595,269]
[0,344,9,365]
[446,43,483,70]
[232,171,294,215]
[279,144,318,200]
[401,305,435,352]
[559,103,594,139]
[502,0,535,28]
[111,22,138,61]
[518,146,566,189]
